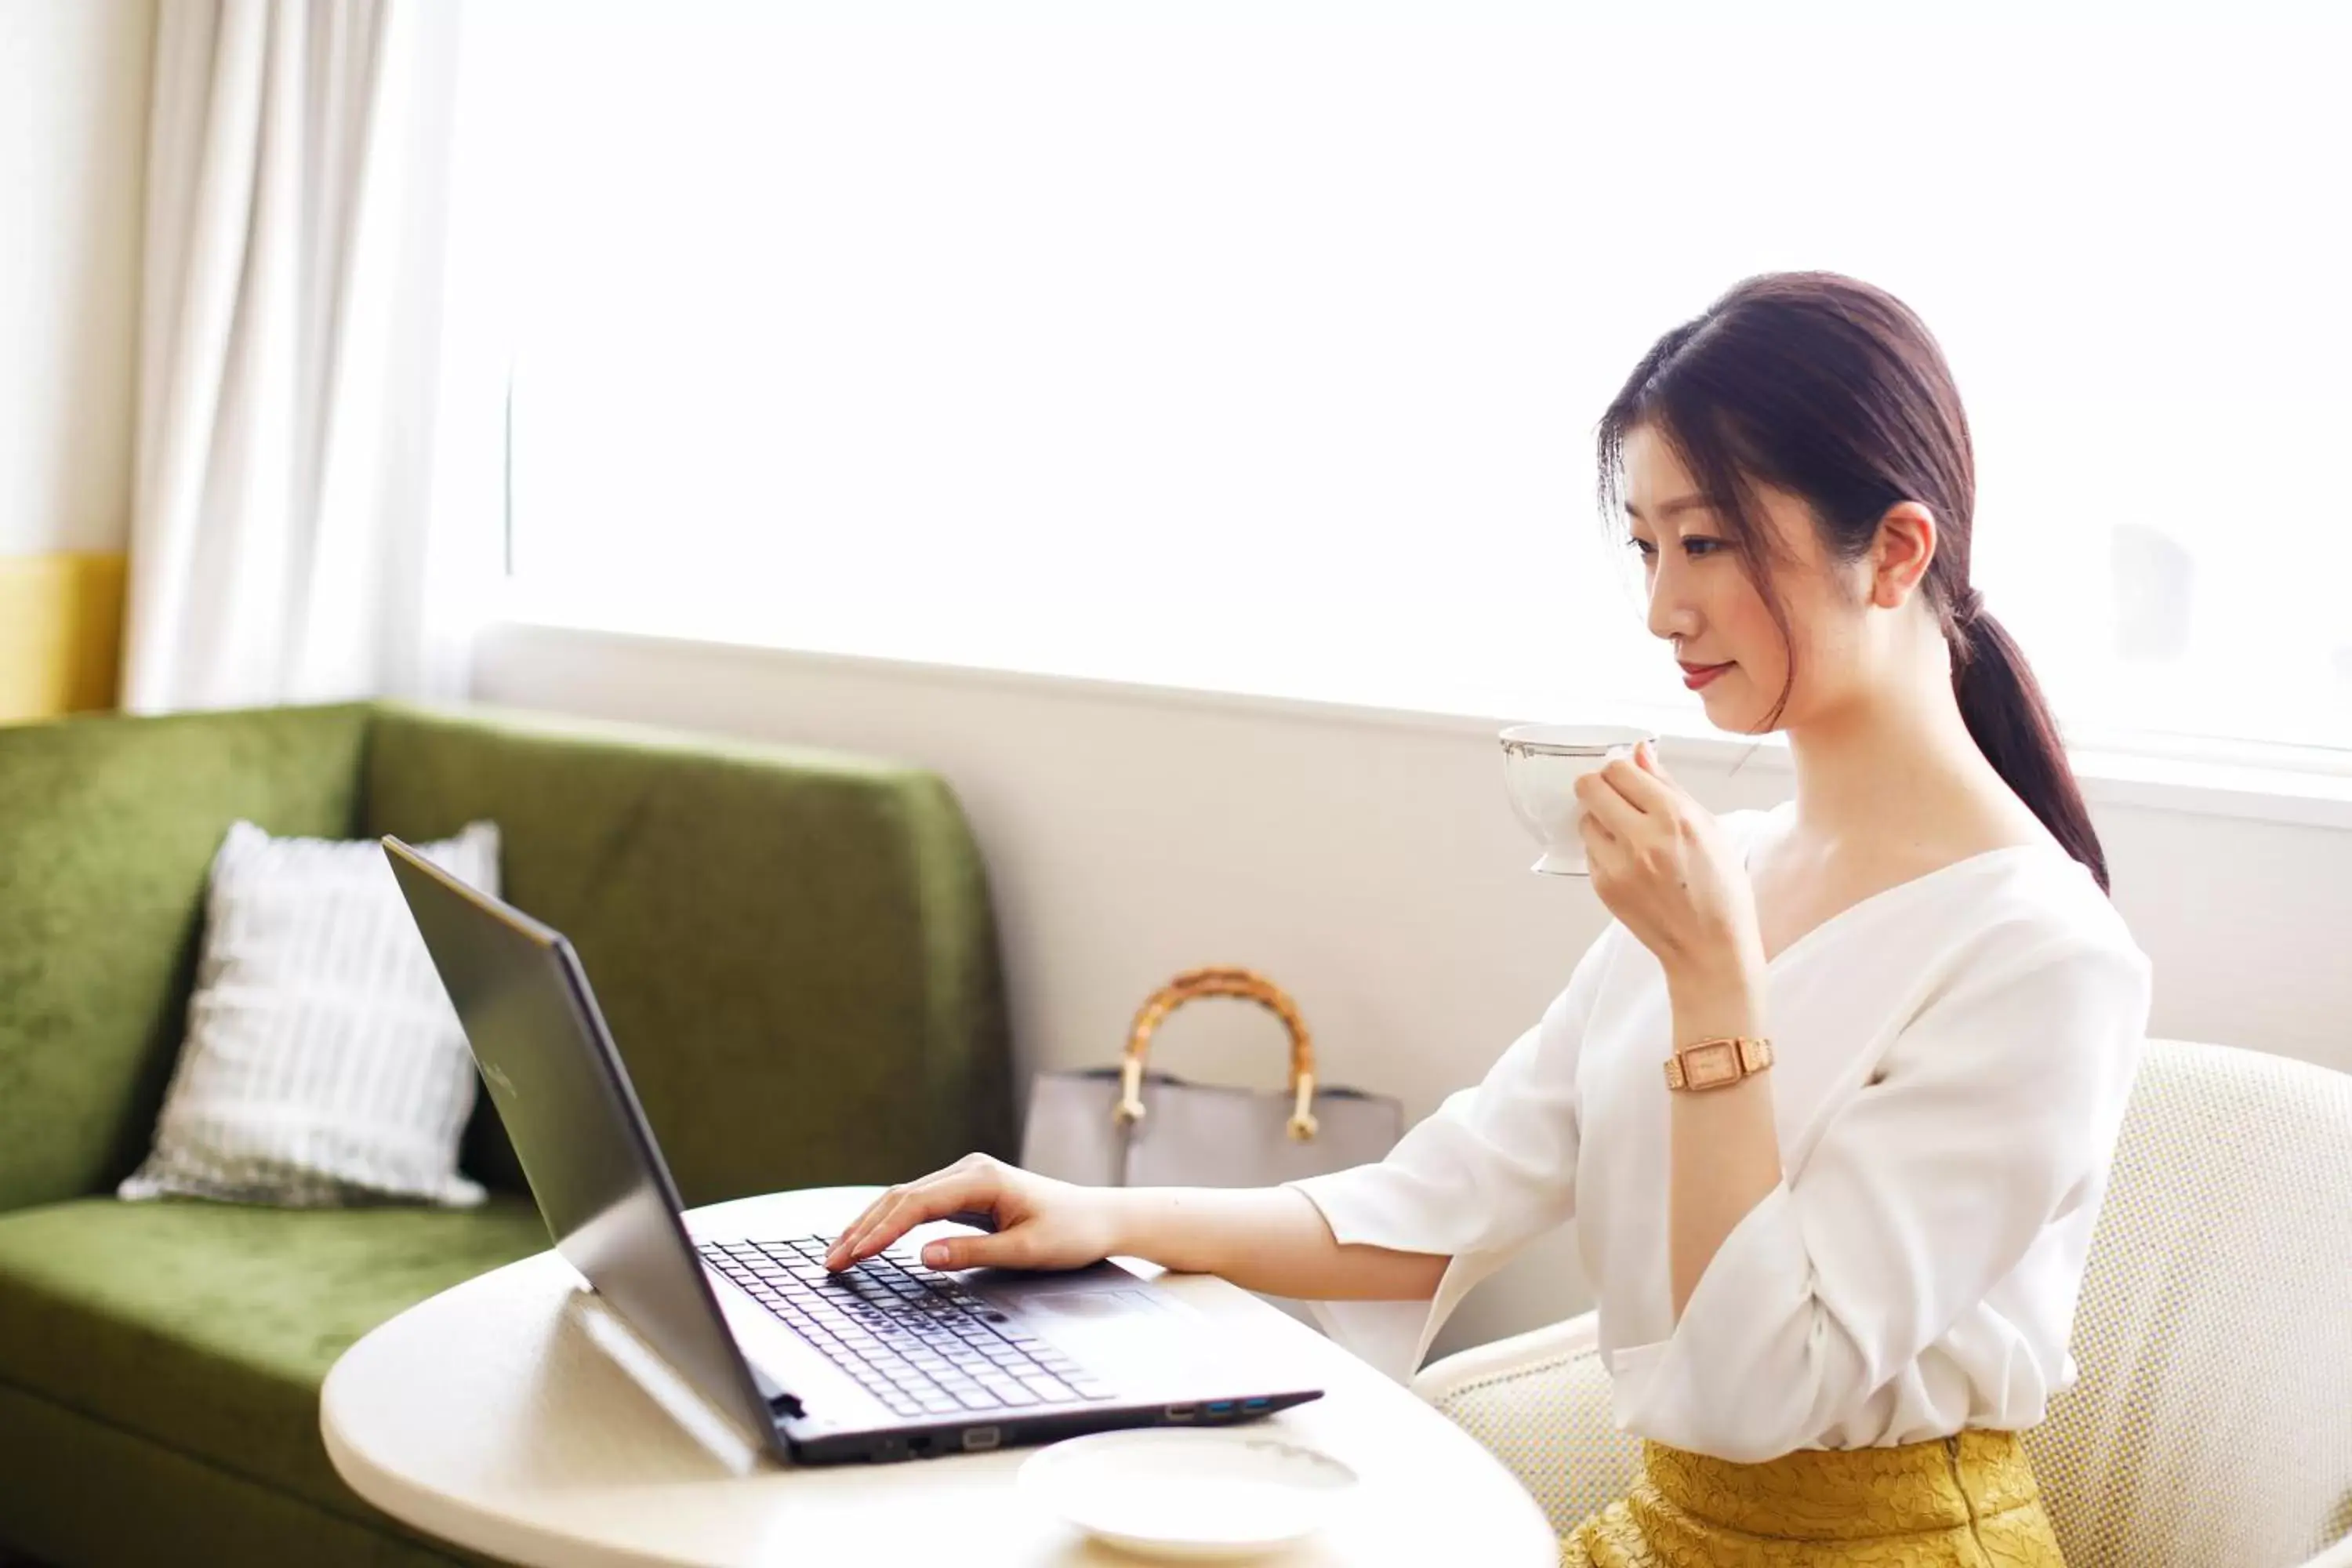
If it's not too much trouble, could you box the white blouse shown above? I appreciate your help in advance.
[1287,800,2154,1464]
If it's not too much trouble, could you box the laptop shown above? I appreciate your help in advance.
[383,837,1324,1465]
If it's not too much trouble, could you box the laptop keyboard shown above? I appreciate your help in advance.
[699,1235,1117,1420]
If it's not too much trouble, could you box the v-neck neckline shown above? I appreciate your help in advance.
[1741,802,2061,975]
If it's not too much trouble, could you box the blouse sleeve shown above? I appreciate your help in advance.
[1606,935,2152,1461]
[1279,923,1618,1379]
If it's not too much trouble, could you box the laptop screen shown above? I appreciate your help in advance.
[383,838,788,1450]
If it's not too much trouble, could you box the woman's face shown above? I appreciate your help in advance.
[1621,423,1869,734]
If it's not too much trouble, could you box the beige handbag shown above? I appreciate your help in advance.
[1018,967,1404,1191]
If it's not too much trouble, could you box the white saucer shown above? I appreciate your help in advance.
[1017,1427,1360,1560]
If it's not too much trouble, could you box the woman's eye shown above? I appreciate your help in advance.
[1626,538,1720,559]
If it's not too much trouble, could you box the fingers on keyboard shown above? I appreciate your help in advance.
[832,1170,991,1268]
[828,1200,897,1267]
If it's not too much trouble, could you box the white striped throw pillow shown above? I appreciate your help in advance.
[118,819,503,1207]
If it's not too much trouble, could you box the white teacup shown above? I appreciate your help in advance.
[1499,724,1660,876]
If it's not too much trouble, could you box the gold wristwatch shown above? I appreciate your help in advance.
[1663,1035,1774,1092]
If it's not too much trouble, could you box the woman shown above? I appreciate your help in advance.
[825,272,2152,1566]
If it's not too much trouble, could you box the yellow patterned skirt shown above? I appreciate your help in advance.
[1560,1428,2066,1566]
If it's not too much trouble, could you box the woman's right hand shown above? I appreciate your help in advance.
[822,1152,1123,1275]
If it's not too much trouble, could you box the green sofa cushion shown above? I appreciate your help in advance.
[0,704,374,1212]
[365,703,1016,1205]
[0,1196,548,1530]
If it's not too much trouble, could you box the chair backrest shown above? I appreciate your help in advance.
[2024,1037,2352,1568]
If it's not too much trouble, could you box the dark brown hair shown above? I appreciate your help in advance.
[1597,271,2110,896]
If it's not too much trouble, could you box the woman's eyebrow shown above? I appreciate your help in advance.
[1623,495,1713,524]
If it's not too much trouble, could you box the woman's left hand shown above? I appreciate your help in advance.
[1574,739,1766,985]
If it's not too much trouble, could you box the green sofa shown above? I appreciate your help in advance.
[0,702,1015,1566]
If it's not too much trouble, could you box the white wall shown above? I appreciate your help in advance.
[476,622,2352,1359]
[0,0,154,556]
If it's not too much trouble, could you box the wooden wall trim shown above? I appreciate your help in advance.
[0,551,127,723]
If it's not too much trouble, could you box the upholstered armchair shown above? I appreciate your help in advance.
[1411,1039,2352,1568]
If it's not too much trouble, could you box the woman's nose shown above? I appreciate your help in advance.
[1644,572,1696,645]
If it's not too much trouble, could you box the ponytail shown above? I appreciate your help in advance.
[1948,599,2111,896]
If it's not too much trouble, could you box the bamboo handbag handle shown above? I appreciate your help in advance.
[1116,965,1322,1142]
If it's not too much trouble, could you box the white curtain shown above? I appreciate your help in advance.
[122,0,470,712]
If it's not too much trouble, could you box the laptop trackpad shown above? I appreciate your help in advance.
[1007,1286,1226,1377]
[1022,1287,1178,1321]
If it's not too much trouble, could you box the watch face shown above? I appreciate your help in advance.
[1684,1041,1741,1088]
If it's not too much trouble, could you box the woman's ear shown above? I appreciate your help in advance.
[1872,501,1938,610]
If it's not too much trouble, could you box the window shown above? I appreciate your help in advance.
[449,0,2352,757]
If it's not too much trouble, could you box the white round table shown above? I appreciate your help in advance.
[321,1187,1558,1566]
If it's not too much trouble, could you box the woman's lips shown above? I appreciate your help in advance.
[1681,662,1732,690]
